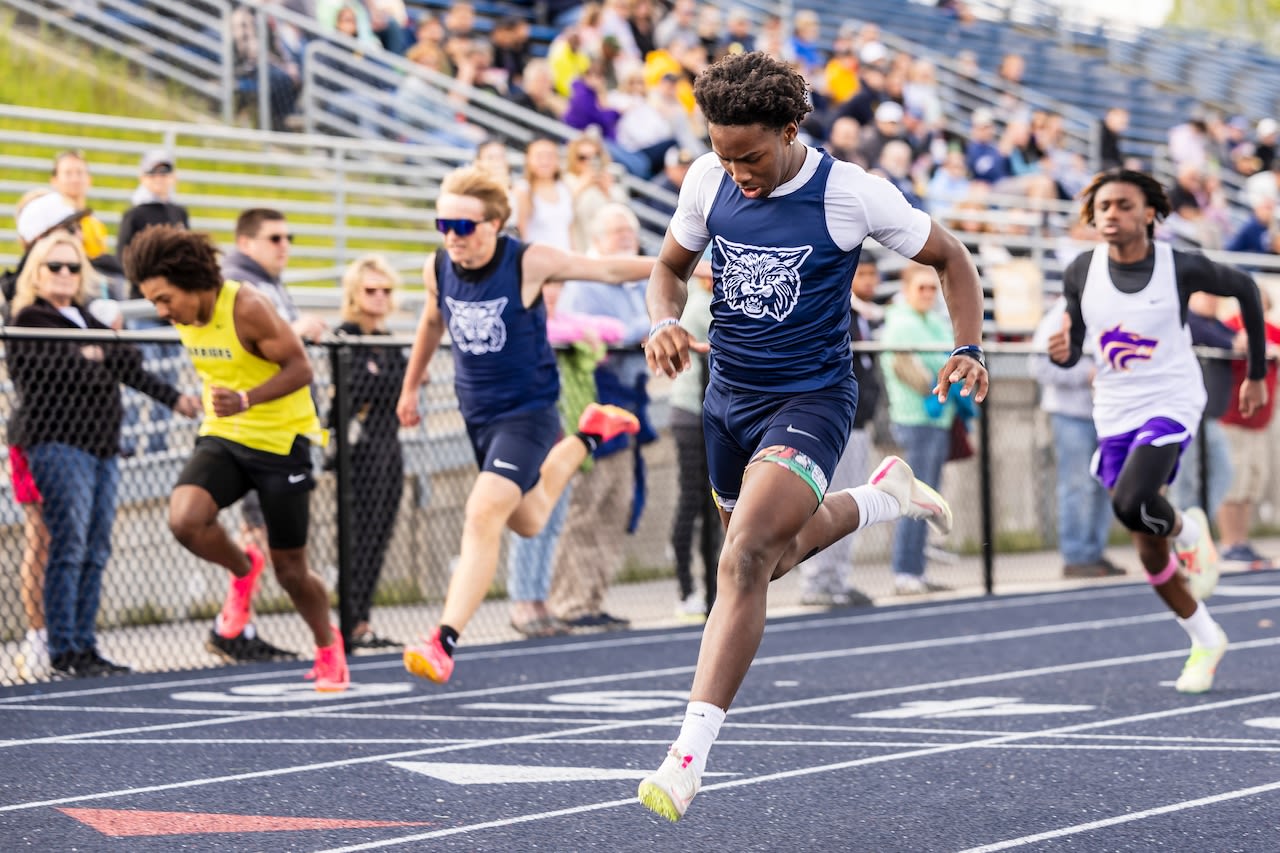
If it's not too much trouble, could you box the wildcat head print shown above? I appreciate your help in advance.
[714,236,812,323]
[446,295,509,354]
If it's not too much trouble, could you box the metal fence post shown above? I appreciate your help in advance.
[219,1,233,124]
[256,8,271,132]
[980,394,995,595]
[330,344,355,648]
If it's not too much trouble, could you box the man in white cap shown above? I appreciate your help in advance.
[834,41,891,126]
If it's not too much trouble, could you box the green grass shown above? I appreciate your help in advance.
[0,18,430,277]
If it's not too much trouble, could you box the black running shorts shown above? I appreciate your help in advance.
[177,435,314,549]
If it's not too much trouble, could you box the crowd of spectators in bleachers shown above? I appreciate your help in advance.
[212,0,1280,264]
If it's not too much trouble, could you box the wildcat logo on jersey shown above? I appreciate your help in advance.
[1099,324,1159,371]
[446,296,508,354]
[714,236,812,322]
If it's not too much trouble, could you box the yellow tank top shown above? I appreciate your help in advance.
[176,279,323,455]
[81,214,110,259]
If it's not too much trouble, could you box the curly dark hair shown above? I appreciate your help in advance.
[123,225,222,292]
[694,51,812,130]
[1078,168,1170,238]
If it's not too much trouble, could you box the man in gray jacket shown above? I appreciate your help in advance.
[209,208,328,662]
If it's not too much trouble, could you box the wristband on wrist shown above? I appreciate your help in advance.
[950,344,986,367]
[648,317,681,338]
[238,391,251,412]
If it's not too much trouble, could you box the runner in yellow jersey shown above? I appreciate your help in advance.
[123,225,348,691]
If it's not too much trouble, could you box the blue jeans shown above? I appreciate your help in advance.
[506,484,571,602]
[890,423,950,577]
[1169,419,1233,518]
[121,318,179,454]
[1050,413,1113,565]
[26,443,120,658]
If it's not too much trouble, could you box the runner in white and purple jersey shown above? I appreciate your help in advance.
[1048,168,1268,697]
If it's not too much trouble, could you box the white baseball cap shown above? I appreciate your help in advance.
[875,101,905,124]
[16,192,91,245]
[859,42,889,67]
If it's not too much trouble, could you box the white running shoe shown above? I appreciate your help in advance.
[638,744,701,821]
[18,628,49,681]
[675,592,707,623]
[1177,507,1220,601]
[1174,625,1228,694]
[869,455,954,536]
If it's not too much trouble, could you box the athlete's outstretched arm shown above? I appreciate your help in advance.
[912,220,989,403]
[644,230,706,379]
[397,254,445,428]
[518,243,659,306]
[216,284,312,417]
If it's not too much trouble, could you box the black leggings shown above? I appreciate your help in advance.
[670,410,721,607]
[1111,443,1181,539]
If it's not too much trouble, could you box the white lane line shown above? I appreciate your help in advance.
[957,779,1280,851]
[3,638,1278,815]
[315,691,1280,852]
[0,586,1149,706]
[3,602,1278,750]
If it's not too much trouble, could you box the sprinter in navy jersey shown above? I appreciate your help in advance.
[637,52,989,821]
[396,166,656,684]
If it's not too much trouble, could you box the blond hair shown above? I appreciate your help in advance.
[12,233,95,315]
[439,165,512,224]
[340,254,401,324]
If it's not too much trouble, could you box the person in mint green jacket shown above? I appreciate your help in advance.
[879,263,956,594]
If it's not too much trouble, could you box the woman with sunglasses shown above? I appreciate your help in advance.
[395,165,665,685]
[332,254,408,650]
[7,234,201,679]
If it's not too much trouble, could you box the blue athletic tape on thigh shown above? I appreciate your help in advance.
[748,444,828,503]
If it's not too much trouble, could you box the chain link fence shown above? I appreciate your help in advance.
[2,330,1270,685]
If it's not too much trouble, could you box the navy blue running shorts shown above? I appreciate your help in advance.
[702,375,857,511]
[466,404,562,494]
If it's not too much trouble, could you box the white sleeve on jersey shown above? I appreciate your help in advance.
[824,158,932,257]
[667,152,722,255]
[667,148,932,261]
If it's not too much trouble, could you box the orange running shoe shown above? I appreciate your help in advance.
[404,626,454,684]
[217,544,266,639]
[306,627,350,692]
[578,403,640,444]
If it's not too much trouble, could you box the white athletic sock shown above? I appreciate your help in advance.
[1175,510,1201,550]
[1178,603,1222,647]
[846,484,901,528]
[674,701,726,777]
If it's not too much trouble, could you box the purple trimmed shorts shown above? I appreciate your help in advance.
[1092,416,1194,490]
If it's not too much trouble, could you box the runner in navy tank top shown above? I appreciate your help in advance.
[1047,169,1268,696]
[637,52,989,821]
[395,166,662,685]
